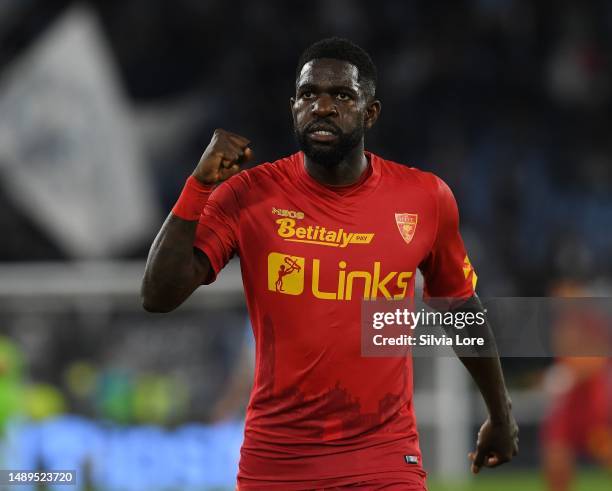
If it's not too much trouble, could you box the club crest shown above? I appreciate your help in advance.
[395,213,418,244]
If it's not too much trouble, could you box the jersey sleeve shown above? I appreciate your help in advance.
[193,177,241,284]
[419,175,477,303]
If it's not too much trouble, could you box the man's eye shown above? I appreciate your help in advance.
[301,91,314,99]
[337,93,351,101]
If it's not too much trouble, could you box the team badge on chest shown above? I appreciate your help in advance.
[395,213,418,244]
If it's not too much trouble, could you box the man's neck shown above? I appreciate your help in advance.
[303,144,368,186]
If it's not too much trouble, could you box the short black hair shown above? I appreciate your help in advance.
[296,37,377,98]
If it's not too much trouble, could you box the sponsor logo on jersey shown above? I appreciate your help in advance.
[272,207,305,220]
[395,213,418,244]
[267,253,305,295]
[275,218,374,248]
[267,252,413,300]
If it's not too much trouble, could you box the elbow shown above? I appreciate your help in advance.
[141,297,175,313]
[140,285,177,313]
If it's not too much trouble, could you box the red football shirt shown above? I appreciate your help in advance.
[194,151,476,490]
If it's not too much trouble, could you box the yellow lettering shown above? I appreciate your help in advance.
[276,218,296,238]
[340,232,353,248]
[272,208,305,219]
[349,233,375,244]
[394,271,413,299]
[337,261,347,300]
[345,270,372,300]
[276,220,374,248]
[271,252,413,302]
[371,261,396,299]
[312,259,336,300]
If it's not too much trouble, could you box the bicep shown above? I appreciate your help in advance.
[193,178,242,283]
[420,176,476,301]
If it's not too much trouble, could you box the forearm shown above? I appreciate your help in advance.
[141,214,210,312]
[443,296,520,471]
[458,352,512,424]
[450,296,512,423]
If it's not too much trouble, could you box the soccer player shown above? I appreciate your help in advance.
[541,283,612,490]
[141,38,519,490]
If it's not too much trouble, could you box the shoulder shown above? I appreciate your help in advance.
[374,153,451,197]
[221,153,295,192]
[209,153,295,208]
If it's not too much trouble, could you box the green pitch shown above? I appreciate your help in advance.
[209,470,610,491]
[428,470,610,491]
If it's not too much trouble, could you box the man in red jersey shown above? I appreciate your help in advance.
[142,38,518,490]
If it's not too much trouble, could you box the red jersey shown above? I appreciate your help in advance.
[541,362,612,457]
[194,151,476,490]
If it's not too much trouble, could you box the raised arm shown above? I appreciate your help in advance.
[141,129,252,312]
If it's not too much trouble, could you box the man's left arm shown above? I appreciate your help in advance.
[419,174,518,473]
[448,295,519,474]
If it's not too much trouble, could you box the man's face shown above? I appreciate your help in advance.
[291,58,378,167]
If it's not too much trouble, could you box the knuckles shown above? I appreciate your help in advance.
[198,129,250,183]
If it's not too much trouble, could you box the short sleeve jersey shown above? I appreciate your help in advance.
[194,151,476,490]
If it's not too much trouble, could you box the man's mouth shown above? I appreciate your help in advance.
[307,125,339,143]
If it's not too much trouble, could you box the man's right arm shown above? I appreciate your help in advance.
[141,215,211,312]
[141,129,252,313]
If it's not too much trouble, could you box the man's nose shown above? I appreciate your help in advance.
[311,94,337,117]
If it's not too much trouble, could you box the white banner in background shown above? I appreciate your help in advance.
[0,7,158,258]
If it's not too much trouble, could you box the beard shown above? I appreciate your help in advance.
[294,121,364,167]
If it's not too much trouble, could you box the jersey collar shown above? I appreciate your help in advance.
[291,150,382,202]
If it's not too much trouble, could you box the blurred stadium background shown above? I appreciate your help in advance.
[0,1,610,490]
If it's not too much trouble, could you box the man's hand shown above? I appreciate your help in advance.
[468,417,519,473]
[193,128,253,185]
[141,128,251,312]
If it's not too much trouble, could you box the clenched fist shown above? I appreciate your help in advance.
[468,417,519,473]
[193,129,253,185]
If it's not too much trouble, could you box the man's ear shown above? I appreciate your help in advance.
[364,100,381,130]
[289,97,296,121]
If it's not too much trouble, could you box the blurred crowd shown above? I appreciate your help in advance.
[0,0,610,295]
